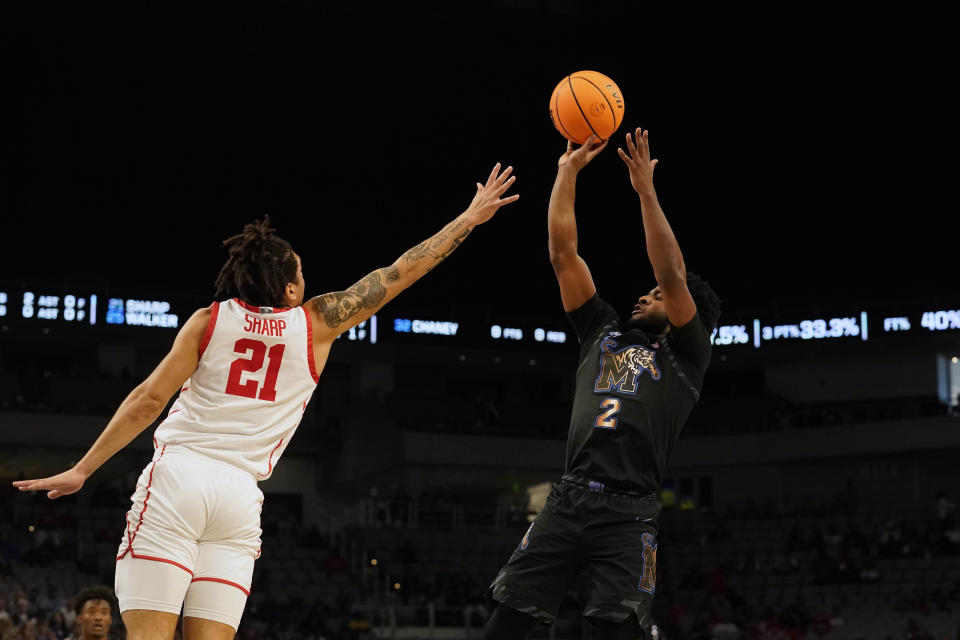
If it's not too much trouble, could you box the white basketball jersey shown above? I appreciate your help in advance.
[153,299,320,480]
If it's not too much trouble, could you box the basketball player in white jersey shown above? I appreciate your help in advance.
[13,163,519,640]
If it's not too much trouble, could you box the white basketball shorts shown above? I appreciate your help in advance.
[115,446,263,630]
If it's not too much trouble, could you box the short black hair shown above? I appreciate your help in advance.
[72,585,116,616]
[214,215,299,307]
[686,271,722,332]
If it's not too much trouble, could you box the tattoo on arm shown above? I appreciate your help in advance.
[316,215,472,331]
[432,226,472,264]
[400,218,472,268]
[316,266,399,329]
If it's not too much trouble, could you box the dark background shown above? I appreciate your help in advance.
[2,2,955,327]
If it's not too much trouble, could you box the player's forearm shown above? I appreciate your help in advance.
[74,385,167,478]
[548,166,580,263]
[392,211,475,283]
[312,212,476,336]
[638,189,686,283]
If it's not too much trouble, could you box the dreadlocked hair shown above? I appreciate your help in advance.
[214,216,298,307]
[686,271,722,333]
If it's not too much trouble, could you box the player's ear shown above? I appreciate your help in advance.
[283,281,298,306]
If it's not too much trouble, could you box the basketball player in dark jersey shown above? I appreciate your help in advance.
[482,129,721,640]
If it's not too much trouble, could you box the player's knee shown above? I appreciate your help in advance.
[182,616,237,640]
[481,604,539,640]
[120,609,181,640]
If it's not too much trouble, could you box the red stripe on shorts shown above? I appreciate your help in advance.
[116,551,194,576]
[115,446,193,576]
[191,577,251,596]
[122,445,166,553]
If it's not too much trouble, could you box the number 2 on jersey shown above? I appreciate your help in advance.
[594,397,621,429]
[225,338,285,401]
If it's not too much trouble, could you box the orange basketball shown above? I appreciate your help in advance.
[549,70,625,145]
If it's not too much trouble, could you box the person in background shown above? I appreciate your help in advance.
[64,586,116,640]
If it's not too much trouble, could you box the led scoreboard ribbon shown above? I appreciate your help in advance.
[1,286,177,329]
[390,316,571,347]
[105,298,178,328]
[710,306,960,349]
[20,291,98,324]
[3,284,956,350]
[711,314,868,349]
[882,309,960,333]
[754,313,869,346]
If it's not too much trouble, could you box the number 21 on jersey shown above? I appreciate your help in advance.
[225,338,286,401]
[594,397,621,429]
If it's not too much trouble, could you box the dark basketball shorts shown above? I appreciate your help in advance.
[486,475,661,627]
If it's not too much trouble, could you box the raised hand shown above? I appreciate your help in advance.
[557,135,608,172]
[617,128,659,196]
[465,163,519,226]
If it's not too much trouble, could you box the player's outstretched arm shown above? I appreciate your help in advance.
[308,163,519,340]
[12,308,208,499]
[548,135,606,311]
[617,128,696,327]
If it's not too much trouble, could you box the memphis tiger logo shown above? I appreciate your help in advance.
[594,336,661,395]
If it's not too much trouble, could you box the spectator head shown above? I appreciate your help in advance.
[71,585,115,640]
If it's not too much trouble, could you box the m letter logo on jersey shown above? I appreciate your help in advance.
[594,342,661,395]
